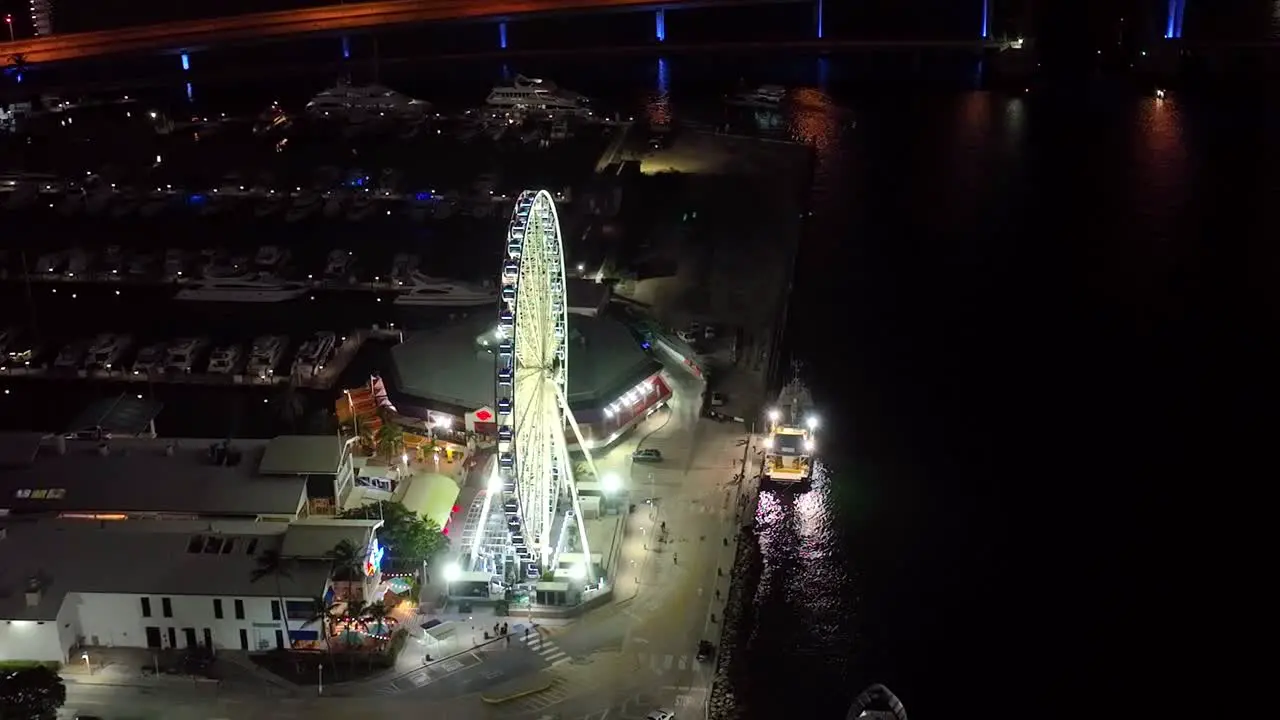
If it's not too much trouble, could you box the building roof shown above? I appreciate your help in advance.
[389,312,660,410]
[0,437,306,518]
[259,435,345,476]
[0,521,333,621]
[0,433,42,467]
[280,519,382,559]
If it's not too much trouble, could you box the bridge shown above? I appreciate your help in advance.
[0,0,815,65]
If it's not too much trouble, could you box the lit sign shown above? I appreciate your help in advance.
[474,409,493,422]
[364,539,385,577]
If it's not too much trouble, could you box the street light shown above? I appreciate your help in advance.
[81,651,91,675]
[806,415,819,430]
[4,15,14,43]
[768,408,780,424]
[601,471,622,494]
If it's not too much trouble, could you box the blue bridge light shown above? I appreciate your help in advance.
[815,0,823,40]
[655,9,665,42]
[980,0,989,39]
[499,22,508,49]
[1165,0,1186,39]
[342,35,350,59]
[180,53,189,71]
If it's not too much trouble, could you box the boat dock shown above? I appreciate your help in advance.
[0,327,395,391]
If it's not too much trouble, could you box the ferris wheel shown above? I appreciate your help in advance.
[494,190,597,579]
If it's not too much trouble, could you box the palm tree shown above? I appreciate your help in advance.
[340,598,370,665]
[250,549,295,649]
[325,539,363,588]
[6,53,29,79]
[362,601,393,667]
[302,597,341,672]
[374,419,403,463]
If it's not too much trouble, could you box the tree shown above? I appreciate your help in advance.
[374,419,403,463]
[250,549,295,649]
[0,666,66,720]
[5,53,29,86]
[338,501,449,569]
[302,597,341,673]
[363,601,393,664]
[326,538,363,580]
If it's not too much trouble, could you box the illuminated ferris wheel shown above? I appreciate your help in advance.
[494,190,597,578]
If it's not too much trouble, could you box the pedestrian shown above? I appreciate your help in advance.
[524,626,530,639]
[502,622,509,635]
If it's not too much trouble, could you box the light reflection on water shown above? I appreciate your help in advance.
[747,462,857,698]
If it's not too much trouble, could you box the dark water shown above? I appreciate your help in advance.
[3,49,1262,716]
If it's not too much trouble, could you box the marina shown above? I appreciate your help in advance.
[0,327,390,390]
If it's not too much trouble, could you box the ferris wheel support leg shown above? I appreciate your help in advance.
[555,383,599,586]
[469,464,498,572]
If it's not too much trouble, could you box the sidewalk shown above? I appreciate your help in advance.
[59,647,294,696]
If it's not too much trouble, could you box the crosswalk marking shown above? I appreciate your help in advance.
[517,626,572,666]
[636,652,694,675]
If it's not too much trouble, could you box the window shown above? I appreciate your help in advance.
[161,597,172,618]
[213,599,223,619]
[140,597,152,618]
[234,599,244,620]
[270,600,281,621]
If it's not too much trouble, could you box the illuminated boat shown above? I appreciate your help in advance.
[762,363,819,484]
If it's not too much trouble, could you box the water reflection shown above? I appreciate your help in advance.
[749,463,856,702]
[644,58,672,128]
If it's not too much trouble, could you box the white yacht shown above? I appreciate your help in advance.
[306,81,431,120]
[163,337,209,373]
[246,335,289,379]
[291,331,337,378]
[207,344,243,374]
[726,84,787,108]
[82,333,133,371]
[485,75,589,114]
[175,273,309,303]
[394,273,498,308]
[130,342,168,375]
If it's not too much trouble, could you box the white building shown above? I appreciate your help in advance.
[0,518,384,663]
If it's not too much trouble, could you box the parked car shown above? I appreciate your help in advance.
[696,640,715,663]
[632,448,663,463]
